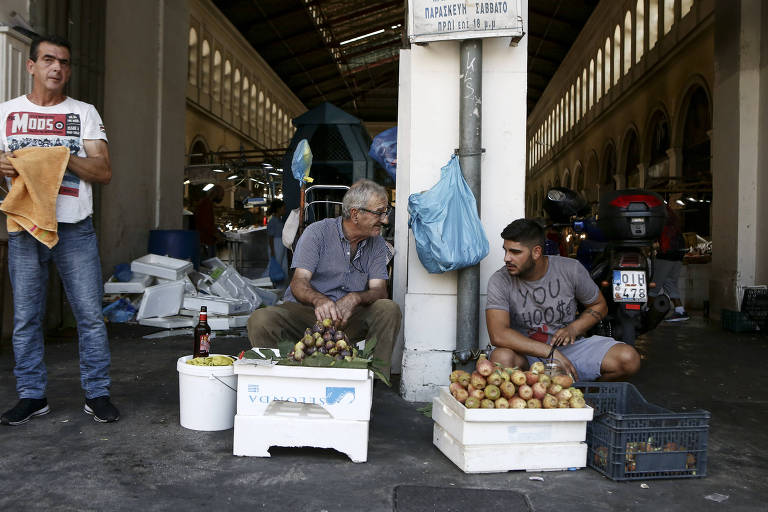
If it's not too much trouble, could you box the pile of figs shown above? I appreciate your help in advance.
[288,318,354,362]
[449,355,586,409]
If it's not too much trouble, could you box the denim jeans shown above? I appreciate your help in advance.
[8,217,111,400]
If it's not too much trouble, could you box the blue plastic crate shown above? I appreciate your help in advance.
[575,382,710,481]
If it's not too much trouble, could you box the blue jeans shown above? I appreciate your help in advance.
[8,217,111,400]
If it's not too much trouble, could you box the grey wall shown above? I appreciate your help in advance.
[101,0,188,272]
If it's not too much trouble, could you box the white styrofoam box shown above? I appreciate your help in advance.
[433,422,588,473]
[202,257,226,270]
[242,286,262,309]
[228,314,250,328]
[248,284,277,306]
[432,394,589,445]
[131,254,193,281]
[247,276,273,288]
[158,275,197,296]
[182,295,252,315]
[136,280,185,319]
[233,405,369,462]
[209,279,234,298]
[104,272,154,294]
[138,315,196,328]
[207,315,230,331]
[234,360,373,421]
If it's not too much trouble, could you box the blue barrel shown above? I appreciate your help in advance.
[148,230,200,270]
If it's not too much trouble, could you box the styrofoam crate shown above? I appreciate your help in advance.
[104,273,154,294]
[157,275,197,296]
[433,422,587,473]
[131,254,193,281]
[138,315,196,328]
[207,315,230,331]
[432,395,589,445]
[182,295,252,315]
[233,406,369,462]
[136,280,185,319]
[436,387,593,424]
[229,314,250,328]
[234,360,373,421]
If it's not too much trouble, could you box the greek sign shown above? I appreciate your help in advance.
[408,0,524,43]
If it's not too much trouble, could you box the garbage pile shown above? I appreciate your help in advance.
[102,255,277,333]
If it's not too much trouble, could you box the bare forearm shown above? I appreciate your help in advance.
[67,154,111,184]
[569,302,606,336]
[349,287,387,307]
[290,277,330,307]
[490,328,552,359]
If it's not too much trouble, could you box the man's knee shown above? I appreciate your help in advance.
[490,347,527,369]
[604,344,641,378]
[370,299,402,321]
[247,308,272,346]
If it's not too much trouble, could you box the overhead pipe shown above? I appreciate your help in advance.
[456,39,483,371]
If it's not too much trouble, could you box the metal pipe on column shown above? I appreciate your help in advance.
[456,39,482,371]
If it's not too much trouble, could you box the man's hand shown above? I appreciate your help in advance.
[551,349,579,380]
[313,297,341,325]
[552,323,580,346]
[0,152,18,178]
[335,293,361,327]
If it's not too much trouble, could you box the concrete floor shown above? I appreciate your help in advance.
[0,315,766,511]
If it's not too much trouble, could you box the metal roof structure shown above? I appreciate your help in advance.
[214,0,598,123]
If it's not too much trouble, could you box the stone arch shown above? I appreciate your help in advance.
[585,150,599,200]
[601,140,618,191]
[572,160,584,191]
[562,168,571,190]
[188,137,209,165]
[644,105,671,187]
[671,74,712,149]
[619,124,641,188]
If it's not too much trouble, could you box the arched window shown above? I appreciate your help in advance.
[570,84,575,127]
[189,139,207,165]
[636,0,645,63]
[596,50,603,101]
[604,38,611,92]
[233,68,241,114]
[188,28,198,86]
[582,68,588,113]
[265,97,272,143]
[565,91,570,131]
[201,40,210,94]
[223,60,232,108]
[556,103,561,140]
[647,110,670,186]
[624,130,640,187]
[664,0,674,34]
[588,59,595,108]
[613,26,621,85]
[241,77,249,123]
[258,91,265,139]
[649,0,659,49]
[576,77,581,121]
[586,151,599,188]
[250,85,257,127]
[272,103,278,143]
[602,143,617,190]
[681,0,694,16]
[212,50,221,102]
[623,11,632,74]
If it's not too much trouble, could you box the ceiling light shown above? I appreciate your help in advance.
[687,197,696,202]
[340,28,385,46]
[262,163,273,169]
[269,172,280,176]
[203,183,214,191]
[391,24,402,29]
[249,178,259,182]
[676,199,685,206]
[183,179,190,185]
[212,168,225,173]
[227,174,239,180]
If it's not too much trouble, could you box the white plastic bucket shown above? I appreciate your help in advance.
[177,355,237,431]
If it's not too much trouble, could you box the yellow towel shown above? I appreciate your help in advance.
[0,146,70,248]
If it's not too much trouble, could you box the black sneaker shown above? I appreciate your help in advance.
[665,311,690,322]
[84,396,120,423]
[1,398,50,426]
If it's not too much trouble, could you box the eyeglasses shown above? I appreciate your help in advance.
[358,206,392,218]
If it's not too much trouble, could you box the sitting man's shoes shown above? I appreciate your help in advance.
[84,396,120,423]
[1,398,50,426]
[665,311,690,322]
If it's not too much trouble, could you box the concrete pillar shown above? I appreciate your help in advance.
[395,12,528,401]
[101,0,188,272]
[711,0,766,313]
[666,146,682,178]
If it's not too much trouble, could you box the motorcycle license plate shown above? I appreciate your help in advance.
[612,270,647,303]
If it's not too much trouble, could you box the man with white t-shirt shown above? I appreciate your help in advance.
[0,35,118,425]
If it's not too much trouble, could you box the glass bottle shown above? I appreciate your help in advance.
[193,306,211,358]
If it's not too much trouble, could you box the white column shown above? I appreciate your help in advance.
[395,14,528,401]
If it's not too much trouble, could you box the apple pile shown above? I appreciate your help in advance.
[448,355,586,409]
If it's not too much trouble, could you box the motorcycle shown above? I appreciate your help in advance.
[543,187,671,346]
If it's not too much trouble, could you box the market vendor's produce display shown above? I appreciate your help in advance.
[185,355,234,366]
[448,356,586,409]
[239,318,390,385]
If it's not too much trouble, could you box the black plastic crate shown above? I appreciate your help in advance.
[575,382,710,481]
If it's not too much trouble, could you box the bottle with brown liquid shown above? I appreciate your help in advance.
[193,306,211,358]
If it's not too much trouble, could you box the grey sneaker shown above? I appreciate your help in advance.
[84,396,120,423]
[665,312,690,322]
[1,398,50,426]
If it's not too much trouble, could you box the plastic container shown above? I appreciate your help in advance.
[131,254,193,281]
[721,309,759,333]
[136,280,185,319]
[597,190,666,242]
[148,229,200,270]
[177,355,237,431]
[576,382,710,481]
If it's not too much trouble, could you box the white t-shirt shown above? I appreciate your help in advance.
[0,95,108,223]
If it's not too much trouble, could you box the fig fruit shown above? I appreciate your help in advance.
[315,337,324,348]
[312,322,324,334]
[334,331,345,341]
[295,341,306,351]
[336,339,348,350]
[304,328,312,337]
[322,318,332,328]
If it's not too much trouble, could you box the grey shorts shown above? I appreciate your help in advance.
[525,335,622,381]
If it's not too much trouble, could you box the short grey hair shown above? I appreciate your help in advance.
[342,179,387,218]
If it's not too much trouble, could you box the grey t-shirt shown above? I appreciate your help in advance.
[283,217,390,303]
[485,256,600,344]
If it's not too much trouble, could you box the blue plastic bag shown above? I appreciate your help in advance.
[368,127,397,181]
[407,155,489,273]
[268,256,286,284]
[291,139,313,185]
[102,298,136,323]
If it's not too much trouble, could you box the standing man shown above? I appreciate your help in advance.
[486,219,640,381]
[0,35,118,424]
[247,179,401,377]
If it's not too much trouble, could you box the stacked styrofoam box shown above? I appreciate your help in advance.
[233,360,373,463]
[432,387,593,473]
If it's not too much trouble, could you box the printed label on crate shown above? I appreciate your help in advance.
[246,384,355,406]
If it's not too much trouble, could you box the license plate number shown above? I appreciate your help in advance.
[612,270,647,303]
